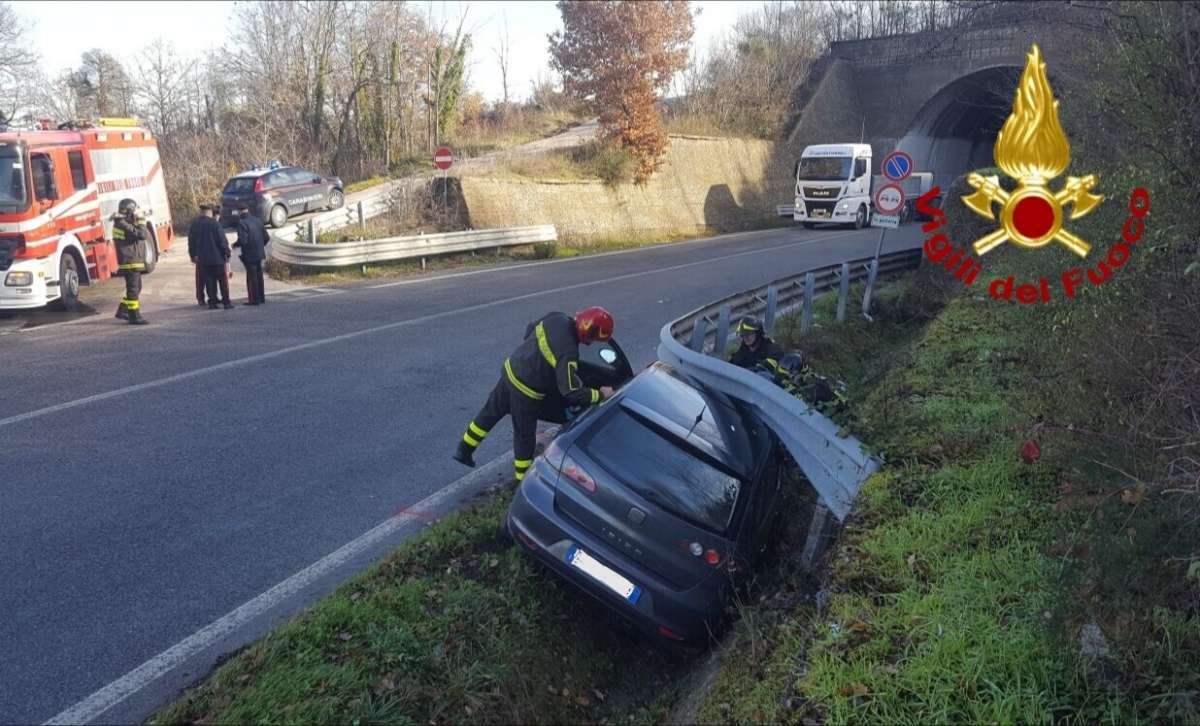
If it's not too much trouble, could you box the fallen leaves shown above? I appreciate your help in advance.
[1020,439,1041,464]
[837,682,870,697]
[1120,482,1148,506]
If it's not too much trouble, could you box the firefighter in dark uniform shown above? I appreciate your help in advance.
[453,307,616,482]
[729,315,783,375]
[112,198,149,325]
[233,204,269,305]
[188,204,234,309]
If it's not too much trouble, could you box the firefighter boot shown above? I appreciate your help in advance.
[128,308,149,325]
[452,440,477,468]
[115,303,130,321]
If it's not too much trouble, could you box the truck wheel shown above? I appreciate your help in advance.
[50,254,80,312]
[853,205,867,230]
[326,189,344,210]
[269,204,288,228]
[802,222,816,229]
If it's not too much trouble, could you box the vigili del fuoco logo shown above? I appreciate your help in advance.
[917,43,1151,303]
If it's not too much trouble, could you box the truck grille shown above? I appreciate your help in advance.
[0,237,19,271]
[804,200,837,218]
[803,186,839,199]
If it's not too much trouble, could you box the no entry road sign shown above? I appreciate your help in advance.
[434,146,454,170]
[882,151,913,181]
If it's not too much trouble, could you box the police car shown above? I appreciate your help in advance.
[219,161,344,228]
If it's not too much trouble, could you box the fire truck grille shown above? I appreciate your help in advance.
[0,238,17,271]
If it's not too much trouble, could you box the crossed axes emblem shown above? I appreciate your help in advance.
[963,173,1103,257]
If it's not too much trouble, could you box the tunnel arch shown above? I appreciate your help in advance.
[895,65,1026,189]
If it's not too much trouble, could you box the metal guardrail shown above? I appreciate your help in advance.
[657,248,921,522]
[269,225,557,268]
[777,204,795,218]
[274,193,394,243]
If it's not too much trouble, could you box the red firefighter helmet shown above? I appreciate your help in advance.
[575,306,614,343]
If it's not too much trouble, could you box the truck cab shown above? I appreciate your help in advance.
[792,143,873,230]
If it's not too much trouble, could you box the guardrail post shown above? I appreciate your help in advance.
[765,285,779,334]
[715,305,730,356]
[689,317,709,353]
[307,219,316,244]
[837,262,850,322]
[861,258,879,319]
[801,272,815,334]
[421,257,427,271]
[356,200,365,231]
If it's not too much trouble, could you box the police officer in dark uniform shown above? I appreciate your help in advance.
[454,306,616,482]
[188,205,216,307]
[233,204,269,305]
[112,198,149,325]
[729,315,783,374]
[188,204,233,309]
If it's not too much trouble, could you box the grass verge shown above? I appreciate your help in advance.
[153,483,692,724]
[694,170,1200,723]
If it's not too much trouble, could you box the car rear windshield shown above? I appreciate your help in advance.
[584,411,741,532]
[223,178,255,194]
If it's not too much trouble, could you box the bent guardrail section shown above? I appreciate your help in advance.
[657,248,921,522]
[269,225,557,268]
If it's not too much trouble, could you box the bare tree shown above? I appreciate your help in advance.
[0,2,37,125]
[135,38,187,135]
[69,50,134,117]
[493,12,511,109]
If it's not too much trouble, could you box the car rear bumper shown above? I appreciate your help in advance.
[506,464,726,645]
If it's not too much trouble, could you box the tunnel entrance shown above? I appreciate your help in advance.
[896,66,1022,190]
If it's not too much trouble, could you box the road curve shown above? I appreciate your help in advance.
[0,222,922,723]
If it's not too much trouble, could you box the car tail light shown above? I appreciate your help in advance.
[705,549,722,566]
[253,177,264,193]
[561,455,596,493]
[658,625,686,641]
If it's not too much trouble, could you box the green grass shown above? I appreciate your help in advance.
[345,176,389,195]
[153,486,691,724]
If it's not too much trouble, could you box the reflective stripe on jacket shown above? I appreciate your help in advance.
[504,312,603,406]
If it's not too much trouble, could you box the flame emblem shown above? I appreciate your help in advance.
[962,44,1103,257]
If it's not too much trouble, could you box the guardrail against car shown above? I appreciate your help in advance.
[776,204,795,218]
[268,225,557,269]
[657,248,921,561]
[273,193,394,243]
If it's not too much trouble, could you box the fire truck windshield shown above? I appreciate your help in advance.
[0,145,28,211]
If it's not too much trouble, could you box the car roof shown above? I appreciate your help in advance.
[230,165,300,179]
[609,363,760,478]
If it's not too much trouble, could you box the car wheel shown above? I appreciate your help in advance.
[50,253,80,312]
[327,189,344,210]
[141,226,159,275]
[269,204,288,228]
[801,222,816,229]
[853,205,867,230]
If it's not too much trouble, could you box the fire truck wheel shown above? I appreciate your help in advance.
[141,228,159,275]
[50,254,80,312]
[326,189,344,210]
[269,204,288,228]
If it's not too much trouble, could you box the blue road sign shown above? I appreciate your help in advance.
[883,151,913,181]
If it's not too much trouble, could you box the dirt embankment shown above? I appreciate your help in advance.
[457,135,795,243]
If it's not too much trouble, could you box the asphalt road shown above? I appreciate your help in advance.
[0,221,922,724]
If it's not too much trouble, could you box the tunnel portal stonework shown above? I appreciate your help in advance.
[786,9,1097,189]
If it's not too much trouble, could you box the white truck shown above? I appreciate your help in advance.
[790,143,935,229]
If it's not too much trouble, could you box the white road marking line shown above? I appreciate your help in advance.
[43,454,512,726]
[0,231,850,430]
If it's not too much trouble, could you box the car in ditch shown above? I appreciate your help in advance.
[218,161,344,229]
[506,339,787,648]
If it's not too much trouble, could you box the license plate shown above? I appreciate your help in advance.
[814,210,828,218]
[566,546,641,604]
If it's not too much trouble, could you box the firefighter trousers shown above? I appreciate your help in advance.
[121,270,142,312]
[461,374,568,481]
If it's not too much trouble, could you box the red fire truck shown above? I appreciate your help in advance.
[0,118,175,311]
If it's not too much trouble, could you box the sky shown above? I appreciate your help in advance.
[19,0,764,104]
